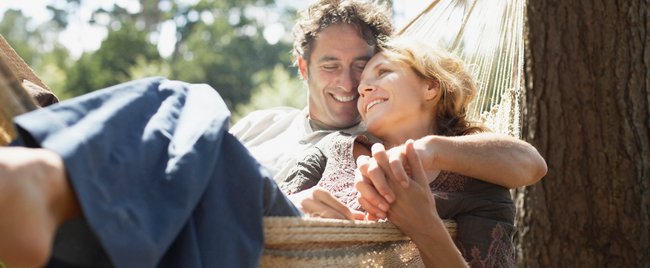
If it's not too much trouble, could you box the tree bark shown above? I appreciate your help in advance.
[517,0,649,266]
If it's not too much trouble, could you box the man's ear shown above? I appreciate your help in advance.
[297,55,308,80]
[424,79,440,101]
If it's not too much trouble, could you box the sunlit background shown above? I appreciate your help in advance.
[0,0,429,120]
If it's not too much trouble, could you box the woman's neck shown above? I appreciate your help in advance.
[381,125,434,148]
[372,112,437,148]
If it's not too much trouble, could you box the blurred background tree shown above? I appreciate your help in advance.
[0,0,308,120]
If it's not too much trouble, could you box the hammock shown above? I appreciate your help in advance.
[0,0,525,265]
[400,0,525,138]
[262,217,456,267]
[0,35,40,145]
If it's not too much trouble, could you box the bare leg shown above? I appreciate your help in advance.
[0,147,81,267]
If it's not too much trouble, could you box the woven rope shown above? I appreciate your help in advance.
[0,35,49,91]
[261,217,456,267]
[0,36,41,145]
[399,0,525,138]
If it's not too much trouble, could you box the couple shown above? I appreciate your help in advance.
[283,36,521,267]
[0,1,546,267]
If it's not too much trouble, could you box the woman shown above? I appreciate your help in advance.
[281,36,516,267]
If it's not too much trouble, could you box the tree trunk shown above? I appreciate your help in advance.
[516,0,649,266]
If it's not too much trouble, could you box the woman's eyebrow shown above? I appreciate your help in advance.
[367,62,387,71]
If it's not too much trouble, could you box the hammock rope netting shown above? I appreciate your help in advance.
[0,0,525,266]
[0,35,40,145]
[400,0,525,138]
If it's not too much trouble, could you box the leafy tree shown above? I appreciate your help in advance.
[160,0,297,109]
[233,64,306,122]
[171,13,293,108]
[128,57,171,80]
[64,22,161,95]
[0,10,39,67]
[35,46,72,99]
[3,0,303,111]
[66,0,299,110]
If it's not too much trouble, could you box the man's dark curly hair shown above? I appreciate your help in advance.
[291,0,393,63]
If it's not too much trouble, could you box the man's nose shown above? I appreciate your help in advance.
[337,69,358,92]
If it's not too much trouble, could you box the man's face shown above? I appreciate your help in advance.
[298,23,374,129]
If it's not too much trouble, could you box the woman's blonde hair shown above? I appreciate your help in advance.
[379,36,485,136]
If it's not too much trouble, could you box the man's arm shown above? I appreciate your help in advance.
[414,132,547,188]
[280,146,327,194]
[284,136,366,221]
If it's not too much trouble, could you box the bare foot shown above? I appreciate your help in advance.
[0,147,80,267]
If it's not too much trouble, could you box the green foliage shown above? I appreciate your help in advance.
[233,64,306,122]
[171,17,294,109]
[160,0,298,109]
[0,9,38,64]
[1,0,304,111]
[63,22,161,95]
[37,47,72,99]
[128,57,171,80]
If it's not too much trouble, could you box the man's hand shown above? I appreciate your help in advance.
[288,187,365,220]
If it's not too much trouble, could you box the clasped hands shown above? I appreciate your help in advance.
[288,139,440,225]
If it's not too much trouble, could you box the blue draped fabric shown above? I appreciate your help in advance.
[12,77,299,267]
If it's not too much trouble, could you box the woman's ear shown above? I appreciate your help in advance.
[297,55,308,80]
[424,79,440,101]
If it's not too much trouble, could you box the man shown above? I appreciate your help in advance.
[231,0,392,182]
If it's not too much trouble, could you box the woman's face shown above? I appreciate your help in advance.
[357,52,438,143]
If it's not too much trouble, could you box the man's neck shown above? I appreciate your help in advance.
[308,118,356,132]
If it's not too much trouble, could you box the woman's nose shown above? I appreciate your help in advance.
[357,82,375,97]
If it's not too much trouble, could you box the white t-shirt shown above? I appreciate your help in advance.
[230,107,365,182]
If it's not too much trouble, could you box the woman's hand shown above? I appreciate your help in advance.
[355,140,440,219]
[374,141,468,267]
[288,187,365,220]
[382,140,440,236]
[355,144,393,219]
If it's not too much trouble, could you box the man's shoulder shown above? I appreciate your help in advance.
[234,107,304,127]
[230,106,306,139]
[240,107,303,121]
